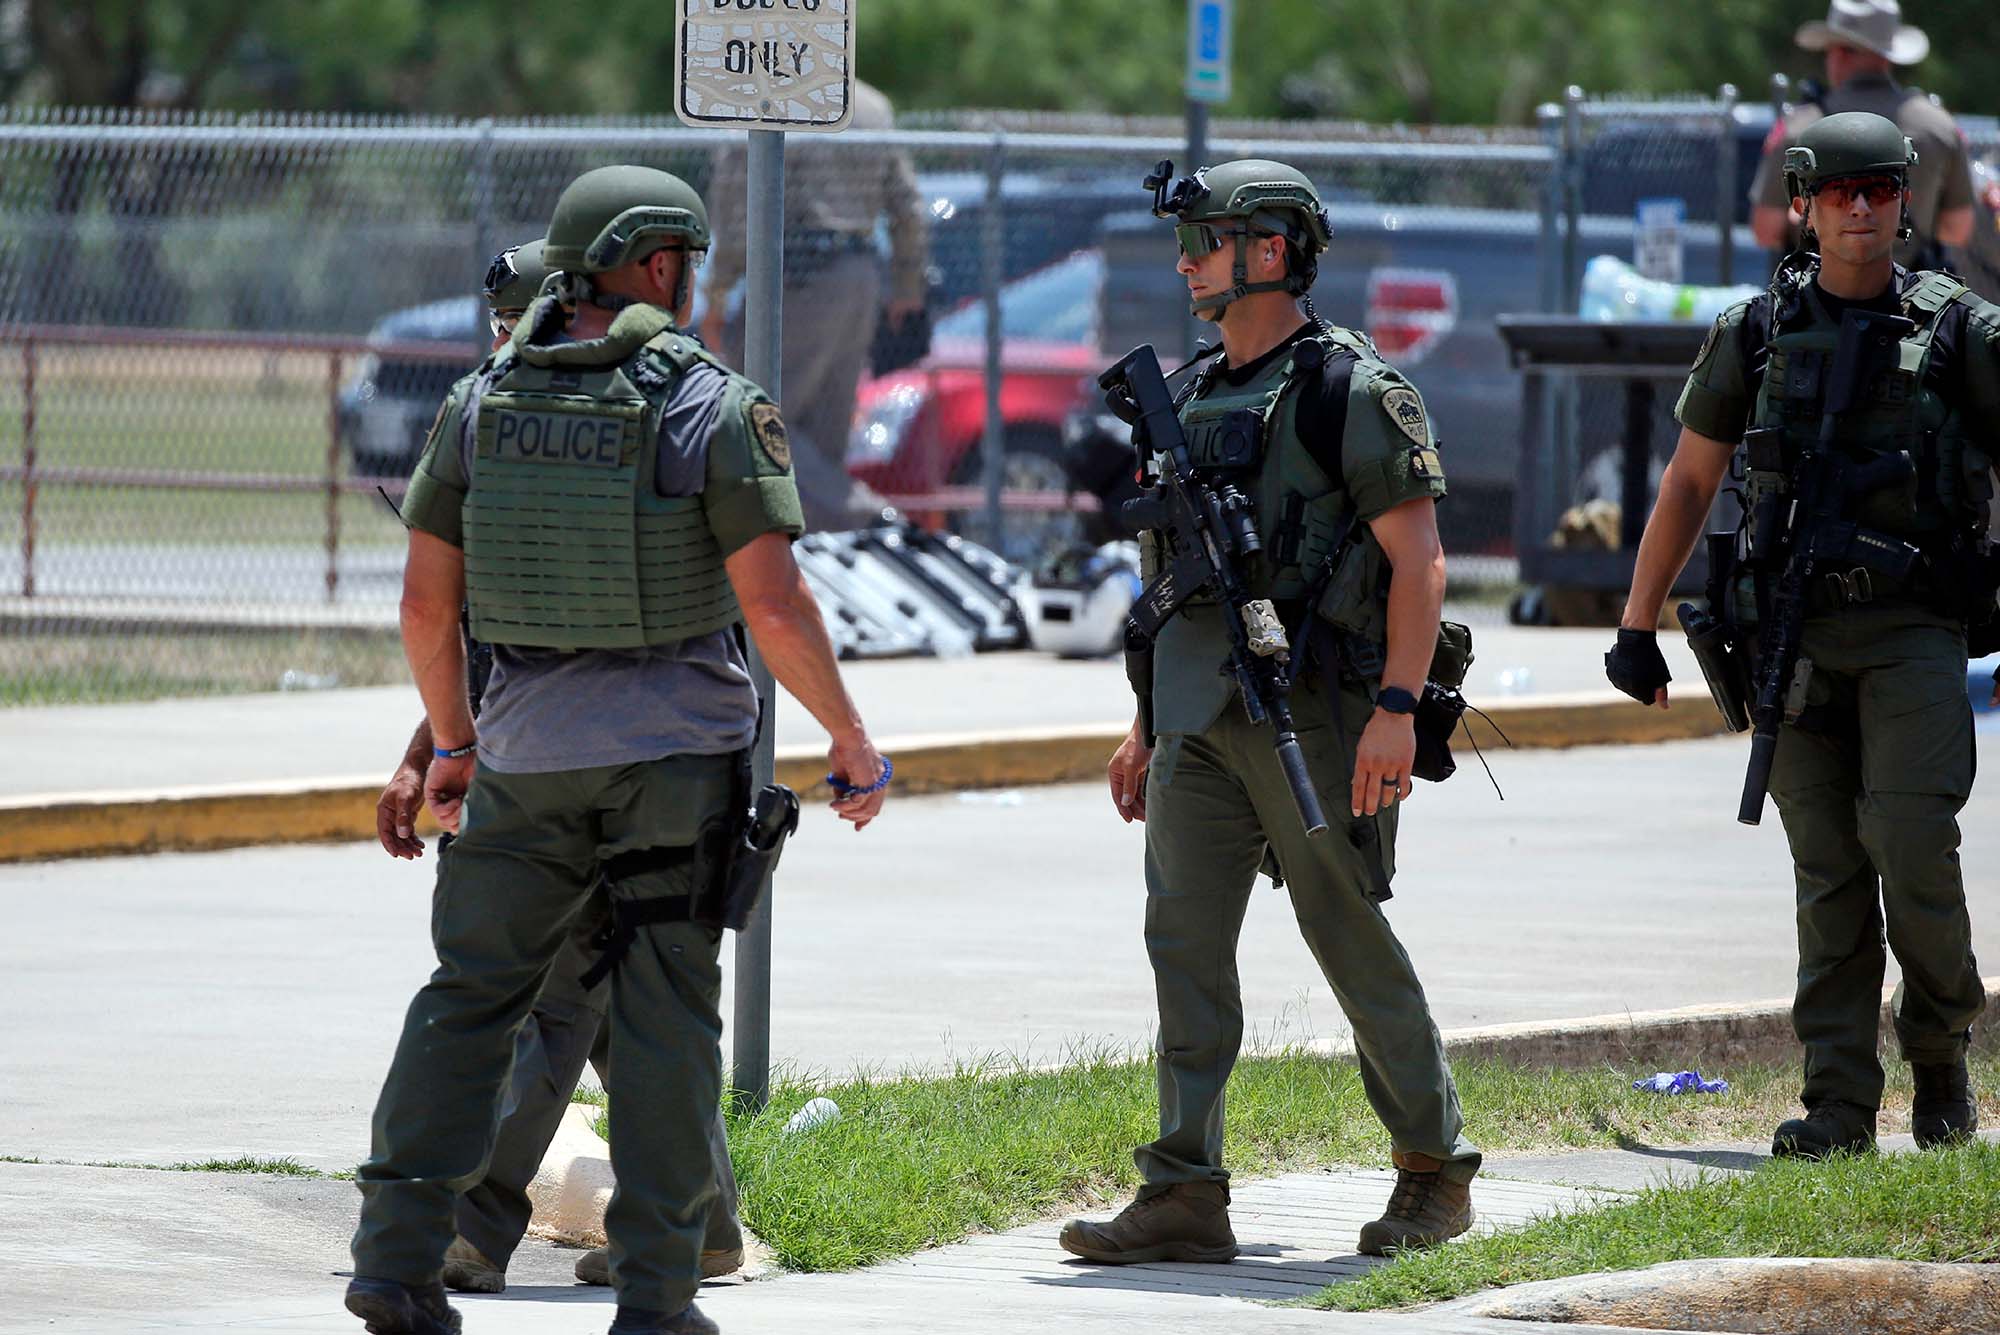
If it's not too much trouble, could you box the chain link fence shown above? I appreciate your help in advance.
[1,97,1846,703]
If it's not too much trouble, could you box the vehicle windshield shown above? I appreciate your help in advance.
[933,250,1102,345]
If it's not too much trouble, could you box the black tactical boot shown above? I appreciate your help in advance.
[1911,1059,1978,1149]
[1771,1100,1876,1160]
[343,1277,462,1335]
[607,1303,720,1335]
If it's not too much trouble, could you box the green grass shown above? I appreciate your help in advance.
[572,1048,2000,1274]
[0,627,411,705]
[0,360,410,549]
[1309,1141,2000,1312]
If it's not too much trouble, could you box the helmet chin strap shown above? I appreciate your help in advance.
[1188,225,1297,319]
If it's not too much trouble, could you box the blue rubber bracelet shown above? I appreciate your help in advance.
[827,756,892,797]
[434,743,477,759]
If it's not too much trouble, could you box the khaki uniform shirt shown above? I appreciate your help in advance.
[1748,73,1974,267]
[704,80,929,307]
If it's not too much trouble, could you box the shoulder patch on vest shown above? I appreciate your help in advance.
[749,402,792,472]
[1693,314,1724,373]
[1378,385,1429,447]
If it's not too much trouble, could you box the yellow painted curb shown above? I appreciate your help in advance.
[0,695,1725,863]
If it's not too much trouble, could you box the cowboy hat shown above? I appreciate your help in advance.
[1795,0,1929,65]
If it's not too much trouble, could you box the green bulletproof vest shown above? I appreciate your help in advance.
[463,302,740,650]
[1745,272,1986,557]
[1150,326,1376,735]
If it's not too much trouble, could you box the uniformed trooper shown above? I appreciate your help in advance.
[347,165,890,1335]
[372,236,747,1299]
[1609,111,1995,1159]
[1060,159,1480,1267]
[1749,0,1975,269]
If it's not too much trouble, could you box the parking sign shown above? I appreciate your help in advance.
[1186,0,1231,104]
[676,0,855,132]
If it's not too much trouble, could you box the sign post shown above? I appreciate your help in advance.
[676,0,856,1114]
[1184,0,1230,354]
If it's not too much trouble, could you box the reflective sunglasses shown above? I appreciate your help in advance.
[488,310,524,340]
[1813,175,1904,210]
[1175,222,1229,258]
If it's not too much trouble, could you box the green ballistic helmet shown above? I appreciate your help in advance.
[1146,157,1334,317]
[544,165,711,275]
[1784,111,1916,201]
[482,238,551,314]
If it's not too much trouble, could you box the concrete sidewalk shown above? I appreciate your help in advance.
[1,628,1727,861]
[10,1131,1989,1334]
[0,627,1692,800]
[0,1155,1612,1334]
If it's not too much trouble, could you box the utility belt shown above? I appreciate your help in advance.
[1679,527,2000,734]
[578,752,800,989]
[786,229,877,283]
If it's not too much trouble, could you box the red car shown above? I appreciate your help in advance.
[845,250,1104,562]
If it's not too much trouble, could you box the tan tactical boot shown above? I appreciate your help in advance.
[1058,1182,1238,1264]
[1356,1152,1474,1256]
[439,1236,505,1294]
[574,1243,747,1286]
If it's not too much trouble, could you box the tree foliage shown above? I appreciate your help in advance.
[5,0,1998,125]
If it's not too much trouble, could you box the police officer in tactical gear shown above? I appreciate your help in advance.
[1749,0,1975,269]
[373,237,747,1300]
[1060,159,1480,1266]
[347,165,889,1335]
[1611,112,1994,1160]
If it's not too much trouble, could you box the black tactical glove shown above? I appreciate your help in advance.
[1604,628,1672,704]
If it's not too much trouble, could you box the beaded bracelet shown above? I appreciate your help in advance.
[827,756,893,797]
[433,742,477,759]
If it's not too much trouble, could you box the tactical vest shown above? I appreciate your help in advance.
[1150,325,1376,734]
[1745,272,1987,560]
[463,302,741,650]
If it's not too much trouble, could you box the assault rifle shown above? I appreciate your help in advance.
[1736,307,1922,825]
[1101,344,1329,838]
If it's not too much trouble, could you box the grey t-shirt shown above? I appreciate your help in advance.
[461,356,755,774]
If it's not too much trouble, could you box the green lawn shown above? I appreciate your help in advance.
[0,627,410,705]
[1,358,411,549]
[1310,1141,2000,1312]
[574,1049,2000,1274]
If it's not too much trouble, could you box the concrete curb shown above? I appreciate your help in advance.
[1431,978,2000,1071]
[0,693,1721,863]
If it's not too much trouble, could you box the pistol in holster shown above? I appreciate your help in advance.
[697,783,800,932]
[580,778,799,988]
[1677,530,1753,733]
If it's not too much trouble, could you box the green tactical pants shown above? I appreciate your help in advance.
[452,888,743,1270]
[1767,601,1986,1112]
[1137,682,1480,1190]
[353,753,735,1314]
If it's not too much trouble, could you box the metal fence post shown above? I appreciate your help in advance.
[1184,99,1209,359]
[471,118,497,364]
[1561,86,1584,313]
[325,351,342,604]
[1716,83,1738,285]
[980,130,1006,552]
[732,126,784,1116]
[20,338,35,598]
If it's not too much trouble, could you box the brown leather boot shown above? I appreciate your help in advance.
[1058,1182,1237,1264]
[439,1236,506,1294]
[1357,1152,1474,1256]
[574,1243,745,1286]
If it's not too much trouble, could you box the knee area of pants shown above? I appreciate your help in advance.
[1858,789,1963,823]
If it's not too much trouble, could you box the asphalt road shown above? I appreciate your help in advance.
[6,734,1999,1171]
